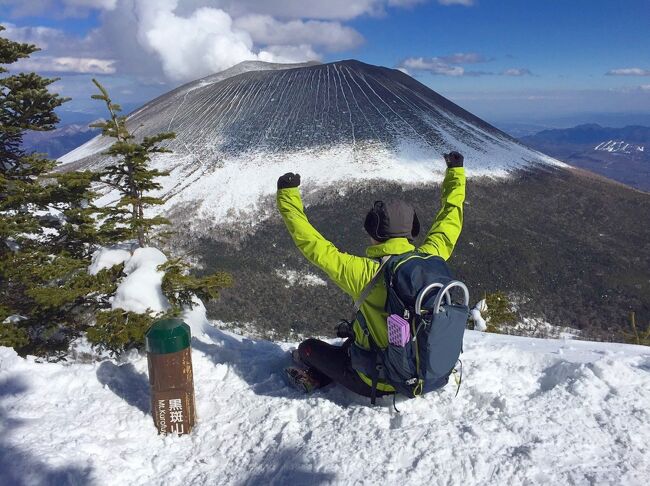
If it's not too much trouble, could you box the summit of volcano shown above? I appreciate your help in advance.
[59,60,561,223]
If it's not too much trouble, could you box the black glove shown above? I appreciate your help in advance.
[336,320,355,339]
[443,151,464,168]
[277,172,301,190]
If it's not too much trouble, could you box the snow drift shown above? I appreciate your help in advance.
[111,248,170,314]
[0,326,648,485]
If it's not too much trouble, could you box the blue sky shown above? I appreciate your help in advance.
[350,1,649,88]
[2,0,649,126]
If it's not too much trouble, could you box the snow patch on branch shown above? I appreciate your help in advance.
[88,247,131,275]
[470,298,487,331]
[111,247,170,313]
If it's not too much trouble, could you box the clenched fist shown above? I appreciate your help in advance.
[277,172,301,190]
[443,151,464,168]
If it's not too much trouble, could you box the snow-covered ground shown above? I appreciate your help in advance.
[66,137,563,228]
[1,320,648,485]
[275,268,327,288]
[594,140,645,154]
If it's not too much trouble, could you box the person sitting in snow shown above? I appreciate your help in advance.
[277,151,466,396]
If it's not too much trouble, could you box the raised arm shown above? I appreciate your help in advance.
[417,152,466,260]
[276,173,375,299]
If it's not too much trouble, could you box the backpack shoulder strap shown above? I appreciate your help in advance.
[352,255,391,314]
[351,255,390,407]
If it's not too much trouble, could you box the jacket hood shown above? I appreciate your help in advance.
[365,237,415,258]
[363,200,420,242]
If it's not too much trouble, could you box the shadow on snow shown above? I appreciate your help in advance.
[96,361,150,415]
[239,446,336,486]
[93,323,391,416]
[0,376,94,486]
[191,324,387,408]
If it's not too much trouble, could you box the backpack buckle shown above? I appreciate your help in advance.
[413,380,423,397]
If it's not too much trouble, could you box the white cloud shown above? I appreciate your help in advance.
[221,1,388,20]
[502,68,532,76]
[134,2,261,82]
[402,56,465,76]
[64,0,117,9]
[0,0,434,20]
[130,0,369,81]
[388,0,428,6]
[234,15,363,52]
[0,0,51,17]
[639,85,650,91]
[258,44,321,63]
[606,68,650,76]
[439,52,488,64]
[437,0,474,6]
[3,0,442,85]
[399,53,490,76]
[1,23,67,50]
[13,56,116,73]
[3,23,116,74]
[0,0,118,17]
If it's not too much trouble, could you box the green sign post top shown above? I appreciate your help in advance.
[145,319,191,354]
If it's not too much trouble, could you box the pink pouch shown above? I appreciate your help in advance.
[387,314,410,347]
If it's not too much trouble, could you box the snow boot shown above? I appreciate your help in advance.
[284,367,322,393]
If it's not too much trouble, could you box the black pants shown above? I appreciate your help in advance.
[297,338,392,398]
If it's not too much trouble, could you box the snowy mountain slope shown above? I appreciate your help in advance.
[594,140,645,154]
[1,319,648,486]
[57,60,562,224]
[58,60,318,164]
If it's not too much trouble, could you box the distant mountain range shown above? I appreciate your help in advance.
[520,124,650,191]
[22,124,98,159]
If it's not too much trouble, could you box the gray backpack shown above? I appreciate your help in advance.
[350,252,470,404]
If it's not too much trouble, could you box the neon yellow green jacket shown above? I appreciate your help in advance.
[277,167,466,390]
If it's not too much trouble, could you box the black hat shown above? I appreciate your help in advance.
[364,200,420,242]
